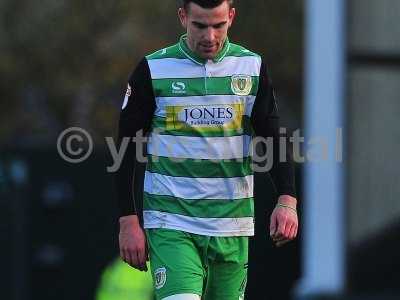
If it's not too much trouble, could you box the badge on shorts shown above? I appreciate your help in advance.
[231,75,252,96]
[154,267,167,289]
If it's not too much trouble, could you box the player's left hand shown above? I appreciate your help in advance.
[269,195,298,247]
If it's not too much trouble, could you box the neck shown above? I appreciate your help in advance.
[179,34,230,64]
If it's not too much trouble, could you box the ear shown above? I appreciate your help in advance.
[228,7,236,27]
[178,8,187,28]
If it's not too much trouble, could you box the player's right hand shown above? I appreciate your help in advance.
[119,215,149,271]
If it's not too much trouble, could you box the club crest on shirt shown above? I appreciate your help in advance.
[231,75,252,96]
[154,267,167,289]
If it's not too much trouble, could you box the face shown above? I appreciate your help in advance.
[178,1,235,59]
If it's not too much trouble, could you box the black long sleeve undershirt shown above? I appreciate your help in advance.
[115,58,155,223]
[250,60,297,198]
[115,57,296,219]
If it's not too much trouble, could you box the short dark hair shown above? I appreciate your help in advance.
[182,0,234,10]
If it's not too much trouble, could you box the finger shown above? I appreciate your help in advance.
[122,249,131,265]
[145,244,150,266]
[287,224,295,240]
[119,248,125,261]
[272,231,283,240]
[276,239,290,247]
[145,244,149,261]
[284,222,294,239]
[273,219,285,239]
[289,224,297,240]
[294,225,298,238]
[288,221,297,240]
[129,249,139,269]
[145,239,150,261]
[142,239,149,271]
[276,223,297,246]
[272,234,286,242]
[137,247,147,272]
[269,212,277,237]
[276,214,287,238]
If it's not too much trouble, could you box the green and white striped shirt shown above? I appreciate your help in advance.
[143,35,261,236]
[116,34,296,237]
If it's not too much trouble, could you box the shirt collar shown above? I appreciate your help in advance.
[178,34,231,65]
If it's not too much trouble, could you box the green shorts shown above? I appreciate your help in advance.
[145,228,248,300]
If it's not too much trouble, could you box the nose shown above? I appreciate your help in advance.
[204,27,216,43]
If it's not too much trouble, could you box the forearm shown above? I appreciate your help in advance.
[114,57,155,223]
[115,114,148,224]
[115,133,139,218]
[253,120,297,199]
[251,59,297,199]
[269,124,297,198]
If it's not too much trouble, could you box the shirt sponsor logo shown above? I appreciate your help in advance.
[166,103,244,133]
[231,75,253,96]
[183,106,234,125]
[171,81,186,94]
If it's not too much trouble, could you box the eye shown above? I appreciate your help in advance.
[193,22,207,29]
[213,23,225,29]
